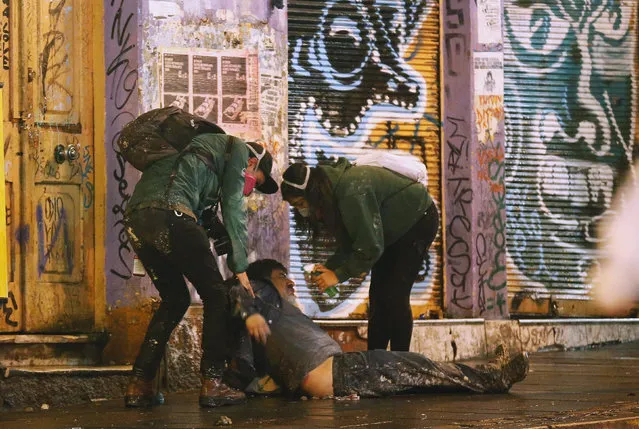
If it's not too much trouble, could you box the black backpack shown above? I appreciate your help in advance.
[117,106,226,171]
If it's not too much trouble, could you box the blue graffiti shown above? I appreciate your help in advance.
[36,198,74,276]
[15,224,30,246]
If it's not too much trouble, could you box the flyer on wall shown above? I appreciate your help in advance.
[160,49,261,140]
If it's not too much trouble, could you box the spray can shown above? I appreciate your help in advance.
[303,264,338,297]
[133,255,146,277]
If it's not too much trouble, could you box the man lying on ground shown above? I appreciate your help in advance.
[225,259,529,399]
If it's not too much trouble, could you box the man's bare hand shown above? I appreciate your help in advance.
[236,272,255,297]
[246,314,271,345]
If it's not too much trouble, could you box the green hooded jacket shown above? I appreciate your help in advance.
[321,157,434,282]
[126,133,250,274]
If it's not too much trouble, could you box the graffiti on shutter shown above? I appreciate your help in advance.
[288,0,442,318]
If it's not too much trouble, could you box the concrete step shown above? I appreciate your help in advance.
[2,365,132,378]
[316,318,639,361]
[0,364,133,411]
[0,333,108,367]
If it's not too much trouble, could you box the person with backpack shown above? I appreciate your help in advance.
[280,157,439,352]
[120,107,278,408]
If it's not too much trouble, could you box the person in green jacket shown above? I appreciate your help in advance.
[281,157,438,352]
[123,133,277,408]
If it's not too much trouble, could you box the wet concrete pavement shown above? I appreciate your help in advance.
[1,341,638,429]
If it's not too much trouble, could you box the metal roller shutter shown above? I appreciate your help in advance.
[503,1,638,314]
[287,0,442,318]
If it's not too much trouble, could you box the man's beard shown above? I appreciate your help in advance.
[285,294,300,308]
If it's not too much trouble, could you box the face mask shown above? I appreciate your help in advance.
[243,173,257,196]
[297,207,311,218]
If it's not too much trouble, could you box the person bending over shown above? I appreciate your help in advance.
[124,133,276,408]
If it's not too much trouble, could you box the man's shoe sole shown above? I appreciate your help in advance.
[199,396,247,408]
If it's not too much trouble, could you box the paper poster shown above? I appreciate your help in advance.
[477,0,502,45]
[474,52,504,144]
[161,49,260,138]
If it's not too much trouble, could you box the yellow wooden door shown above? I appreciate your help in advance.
[1,0,23,332]
[15,0,97,332]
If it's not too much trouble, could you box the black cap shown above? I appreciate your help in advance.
[281,163,311,191]
[247,141,278,194]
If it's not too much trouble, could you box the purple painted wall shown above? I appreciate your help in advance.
[442,0,508,319]
[442,1,474,317]
[104,0,147,306]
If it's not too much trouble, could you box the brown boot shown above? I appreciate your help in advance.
[492,345,530,392]
[199,377,246,407]
[124,376,155,408]
[500,351,530,388]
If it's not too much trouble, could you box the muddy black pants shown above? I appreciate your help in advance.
[332,350,511,398]
[125,208,229,380]
[368,203,439,351]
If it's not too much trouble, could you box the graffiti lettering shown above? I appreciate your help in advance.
[476,232,488,315]
[475,95,504,144]
[444,34,466,78]
[487,140,507,297]
[69,142,95,209]
[106,0,138,280]
[40,0,73,116]
[110,145,132,279]
[444,0,467,77]
[1,0,9,70]
[445,0,464,28]
[445,116,472,310]
[32,147,61,180]
[0,291,18,327]
[477,144,505,192]
[107,0,137,110]
[36,196,73,276]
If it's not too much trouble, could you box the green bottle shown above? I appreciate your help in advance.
[304,264,339,297]
[324,285,339,298]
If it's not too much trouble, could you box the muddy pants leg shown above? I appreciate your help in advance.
[332,350,528,397]
[160,211,229,379]
[126,208,228,379]
[126,210,192,381]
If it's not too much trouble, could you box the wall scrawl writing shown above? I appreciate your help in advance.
[0,291,18,327]
[1,0,9,71]
[446,115,472,311]
[105,0,139,286]
[36,195,74,276]
[40,0,74,117]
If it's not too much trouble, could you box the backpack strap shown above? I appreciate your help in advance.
[164,136,238,209]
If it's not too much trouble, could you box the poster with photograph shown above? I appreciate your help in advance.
[474,52,504,97]
[160,49,260,138]
[473,52,504,144]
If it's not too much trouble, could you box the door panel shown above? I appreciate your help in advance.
[20,0,95,332]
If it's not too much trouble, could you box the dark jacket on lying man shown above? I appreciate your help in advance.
[227,264,529,398]
[228,278,342,394]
